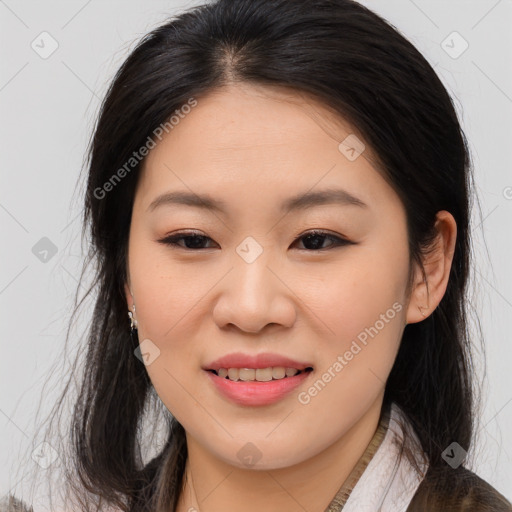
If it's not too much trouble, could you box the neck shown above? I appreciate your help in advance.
[176,395,385,512]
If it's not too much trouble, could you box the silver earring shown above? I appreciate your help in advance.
[128,304,138,330]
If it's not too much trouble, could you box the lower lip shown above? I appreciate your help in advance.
[204,369,313,406]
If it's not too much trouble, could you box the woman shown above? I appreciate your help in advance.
[4,0,511,510]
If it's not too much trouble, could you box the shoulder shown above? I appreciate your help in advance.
[0,494,33,512]
[407,465,512,511]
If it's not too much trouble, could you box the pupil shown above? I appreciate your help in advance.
[186,235,206,249]
[304,234,324,250]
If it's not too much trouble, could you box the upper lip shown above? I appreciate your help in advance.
[203,352,314,371]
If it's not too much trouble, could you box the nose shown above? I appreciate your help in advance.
[212,249,297,334]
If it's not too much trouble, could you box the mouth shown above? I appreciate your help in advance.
[207,366,314,382]
[204,365,314,406]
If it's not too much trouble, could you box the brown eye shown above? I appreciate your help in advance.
[157,229,353,252]
[292,230,352,251]
[158,231,217,250]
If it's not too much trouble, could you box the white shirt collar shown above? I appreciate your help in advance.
[339,402,428,512]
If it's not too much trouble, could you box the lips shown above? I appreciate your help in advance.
[202,352,315,406]
[203,352,314,372]
[204,366,313,406]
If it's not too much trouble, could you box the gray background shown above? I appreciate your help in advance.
[1,0,511,507]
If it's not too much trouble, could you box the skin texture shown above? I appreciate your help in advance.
[124,83,457,512]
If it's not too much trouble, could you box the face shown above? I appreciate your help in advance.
[125,83,415,469]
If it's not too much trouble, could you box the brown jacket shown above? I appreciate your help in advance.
[2,467,510,511]
[406,465,512,511]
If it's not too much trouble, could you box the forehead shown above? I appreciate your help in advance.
[135,83,396,215]
[157,83,371,156]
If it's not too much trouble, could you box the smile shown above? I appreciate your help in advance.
[209,366,314,381]
[204,367,314,406]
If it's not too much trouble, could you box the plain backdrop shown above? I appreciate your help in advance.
[1,0,511,507]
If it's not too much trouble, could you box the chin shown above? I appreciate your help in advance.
[206,439,314,471]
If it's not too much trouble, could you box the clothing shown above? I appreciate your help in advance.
[324,401,427,511]
[3,402,510,511]
[324,401,512,512]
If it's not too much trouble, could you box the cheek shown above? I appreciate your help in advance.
[306,239,409,393]
[128,235,209,335]
[313,253,408,341]
[299,271,406,426]
[127,237,217,395]
[127,239,208,422]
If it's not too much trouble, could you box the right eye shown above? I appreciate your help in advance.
[157,231,217,250]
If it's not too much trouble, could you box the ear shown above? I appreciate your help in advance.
[406,210,457,324]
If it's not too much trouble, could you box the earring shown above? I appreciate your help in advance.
[418,305,427,318]
[128,304,139,348]
[128,304,138,330]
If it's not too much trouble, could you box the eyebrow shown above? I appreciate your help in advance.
[147,188,368,214]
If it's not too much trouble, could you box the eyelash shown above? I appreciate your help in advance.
[157,229,353,252]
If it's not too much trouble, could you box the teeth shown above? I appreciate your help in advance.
[273,367,286,379]
[239,368,256,381]
[227,368,239,381]
[255,368,272,381]
[215,367,305,382]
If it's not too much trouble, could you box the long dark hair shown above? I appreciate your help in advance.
[20,0,484,510]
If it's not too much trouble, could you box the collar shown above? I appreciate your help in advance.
[325,402,429,512]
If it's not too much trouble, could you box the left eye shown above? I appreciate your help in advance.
[293,230,351,250]
[157,230,352,251]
